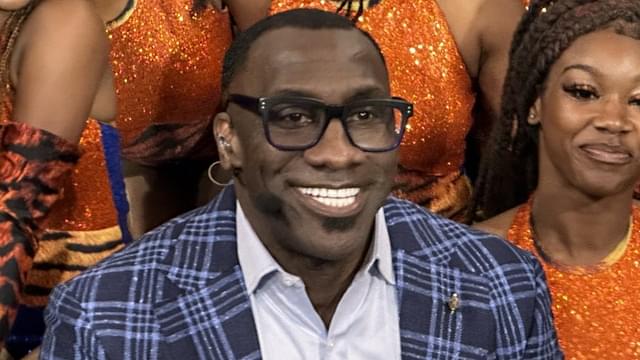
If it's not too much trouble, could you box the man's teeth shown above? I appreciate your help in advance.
[298,187,360,208]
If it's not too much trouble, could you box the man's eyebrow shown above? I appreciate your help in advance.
[344,87,388,102]
[269,86,388,102]
[270,89,318,98]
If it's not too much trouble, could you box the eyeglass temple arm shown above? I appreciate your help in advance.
[226,94,262,115]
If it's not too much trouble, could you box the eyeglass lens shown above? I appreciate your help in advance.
[266,100,405,151]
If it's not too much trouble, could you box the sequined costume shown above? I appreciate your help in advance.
[108,0,232,165]
[2,96,129,356]
[271,0,475,219]
[0,121,79,344]
[508,201,640,359]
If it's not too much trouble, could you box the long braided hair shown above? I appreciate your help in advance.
[0,2,38,113]
[471,0,640,220]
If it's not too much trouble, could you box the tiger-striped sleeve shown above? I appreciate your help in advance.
[0,121,79,343]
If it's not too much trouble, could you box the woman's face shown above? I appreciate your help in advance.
[535,28,640,197]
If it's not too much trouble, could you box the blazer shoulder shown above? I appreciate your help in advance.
[54,203,218,299]
[385,197,540,275]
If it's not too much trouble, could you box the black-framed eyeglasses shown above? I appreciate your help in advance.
[227,94,413,152]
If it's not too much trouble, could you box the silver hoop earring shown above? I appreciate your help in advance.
[207,161,231,186]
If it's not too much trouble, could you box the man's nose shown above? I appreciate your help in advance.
[303,119,366,169]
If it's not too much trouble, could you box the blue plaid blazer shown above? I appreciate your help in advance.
[41,186,562,359]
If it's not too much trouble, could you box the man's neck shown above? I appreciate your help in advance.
[284,248,371,329]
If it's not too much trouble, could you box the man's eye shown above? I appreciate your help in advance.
[270,107,316,129]
[347,109,380,122]
[355,111,373,120]
[279,112,313,124]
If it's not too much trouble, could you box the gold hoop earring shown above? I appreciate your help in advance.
[207,161,231,186]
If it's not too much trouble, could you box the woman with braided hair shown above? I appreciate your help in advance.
[474,0,640,357]
[0,0,117,355]
[271,0,525,222]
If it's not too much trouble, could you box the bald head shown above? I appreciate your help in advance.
[221,8,387,95]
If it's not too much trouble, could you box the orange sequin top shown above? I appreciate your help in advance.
[108,0,232,161]
[508,202,640,359]
[271,0,476,217]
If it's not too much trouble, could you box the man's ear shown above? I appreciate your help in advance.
[213,112,243,170]
[527,98,542,125]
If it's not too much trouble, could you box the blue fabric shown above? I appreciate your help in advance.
[5,306,45,358]
[100,122,132,244]
[41,186,563,359]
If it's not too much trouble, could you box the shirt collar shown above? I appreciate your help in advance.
[236,201,395,294]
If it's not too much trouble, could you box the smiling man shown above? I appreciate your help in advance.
[41,9,561,360]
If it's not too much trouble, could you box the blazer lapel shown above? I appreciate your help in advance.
[153,186,262,360]
[385,199,493,359]
[394,250,465,360]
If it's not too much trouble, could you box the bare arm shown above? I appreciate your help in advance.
[12,0,111,143]
[469,0,524,174]
[437,0,523,178]
[475,0,524,123]
[225,0,270,31]
[0,0,109,343]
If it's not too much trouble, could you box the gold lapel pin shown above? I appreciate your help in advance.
[448,293,460,314]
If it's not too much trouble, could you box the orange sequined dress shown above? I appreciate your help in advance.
[508,202,640,359]
[108,0,232,164]
[271,0,475,220]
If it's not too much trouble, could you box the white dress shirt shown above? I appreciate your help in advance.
[236,202,401,360]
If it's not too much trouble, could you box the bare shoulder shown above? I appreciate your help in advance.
[476,0,524,18]
[9,0,113,140]
[435,0,484,76]
[226,0,270,30]
[436,0,524,33]
[475,0,525,40]
[22,0,106,43]
[435,0,522,75]
[472,206,519,239]
[14,0,109,80]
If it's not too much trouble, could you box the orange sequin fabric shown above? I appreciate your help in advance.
[508,202,640,359]
[271,0,475,217]
[108,0,232,153]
